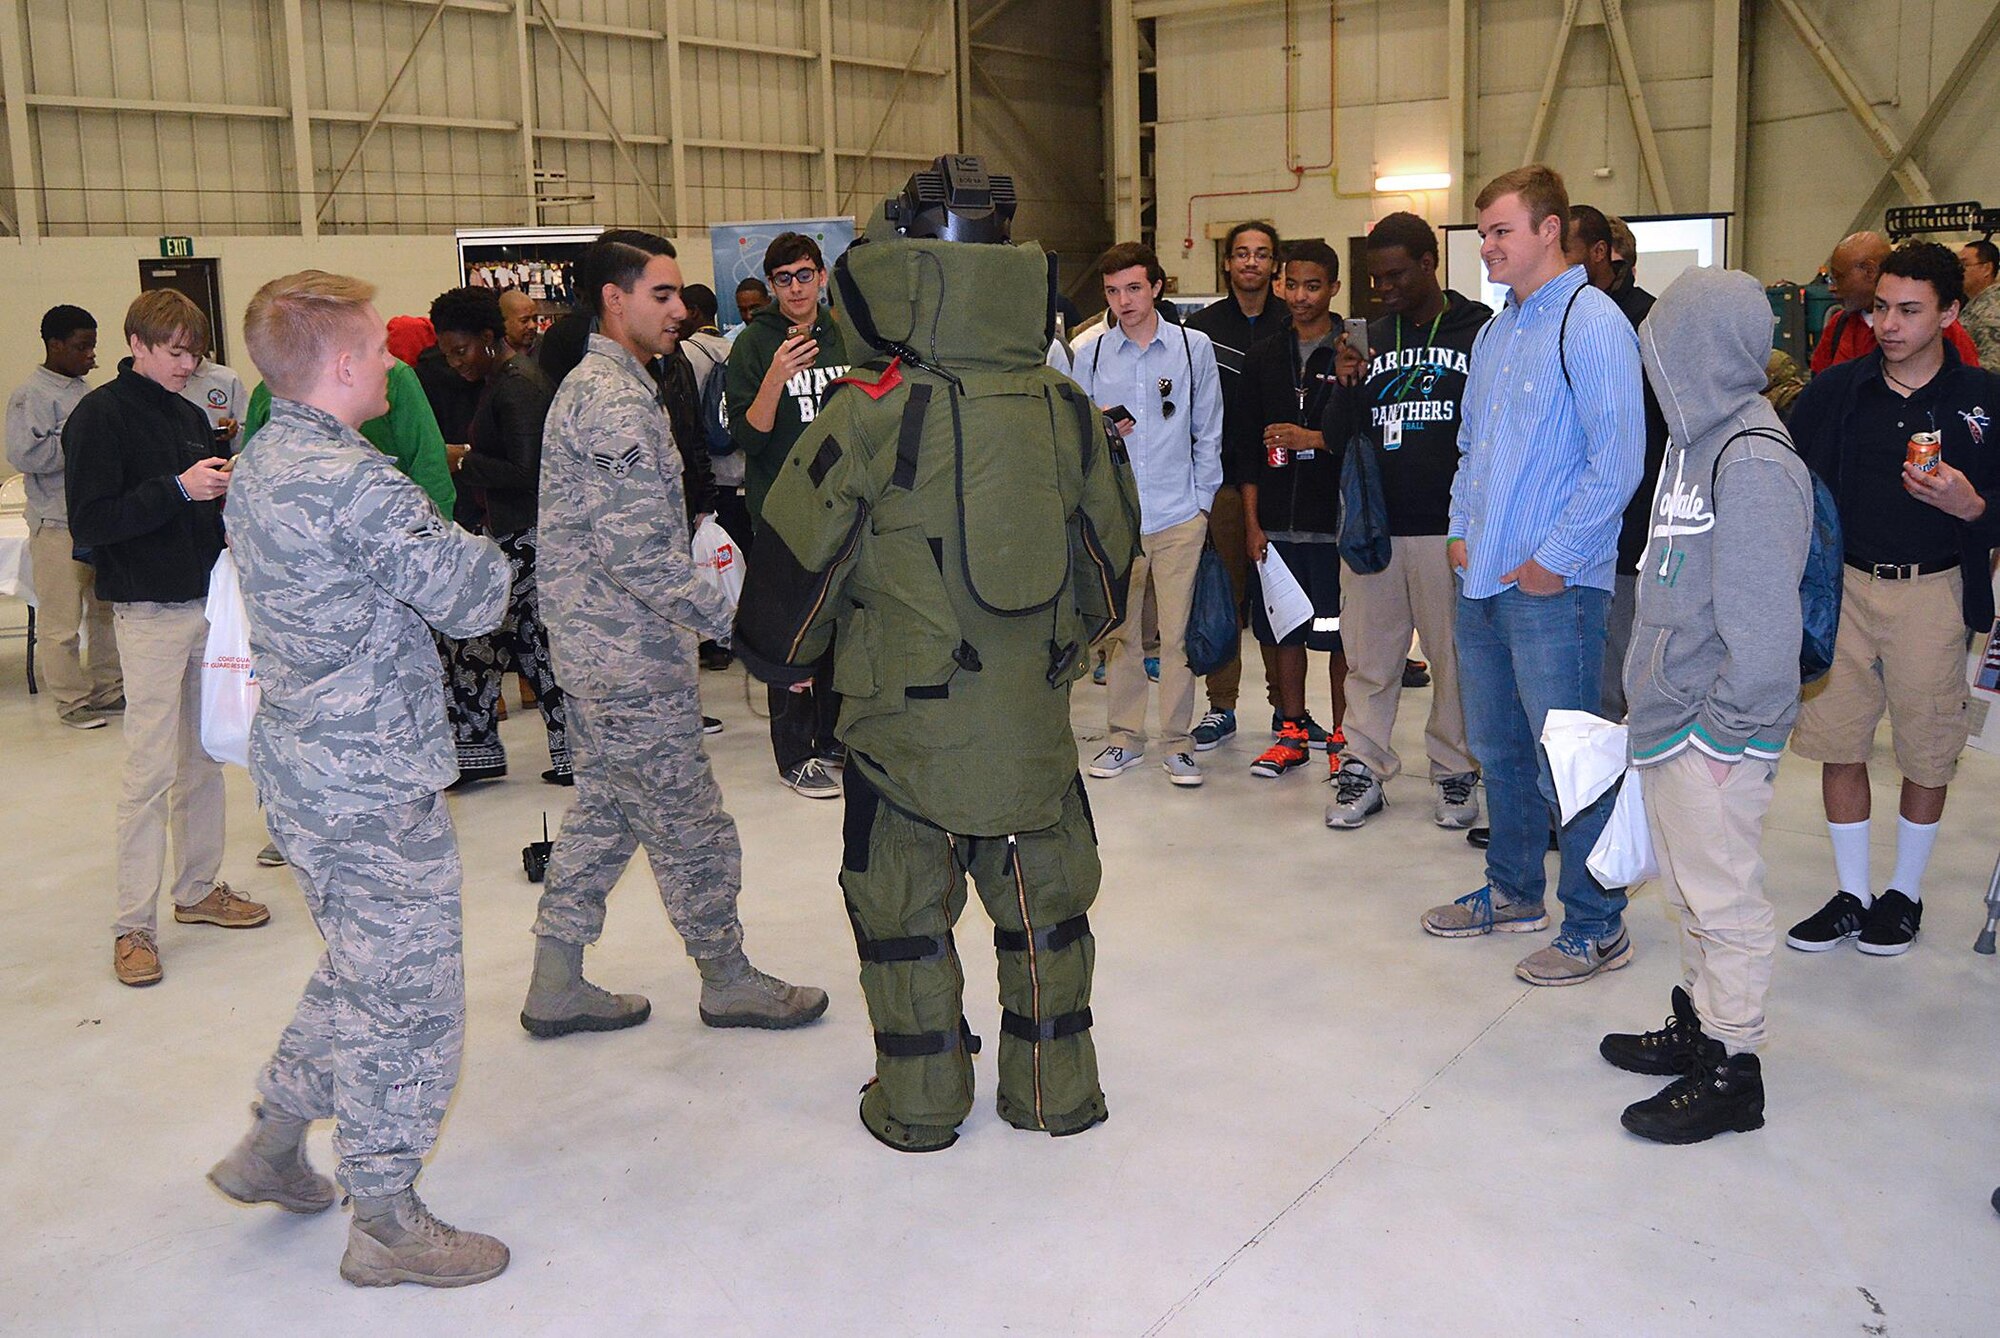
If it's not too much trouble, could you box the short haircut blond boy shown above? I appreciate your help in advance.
[243,270,379,400]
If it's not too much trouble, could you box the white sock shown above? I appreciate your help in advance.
[1828,819,1872,906]
[1889,817,1940,901]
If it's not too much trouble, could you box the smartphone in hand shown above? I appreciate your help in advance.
[1342,317,1370,363]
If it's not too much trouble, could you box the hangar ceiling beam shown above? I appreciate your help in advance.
[1845,0,2000,234]
[1769,0,1933,207]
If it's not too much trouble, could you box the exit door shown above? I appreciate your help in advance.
[138,258,226,363]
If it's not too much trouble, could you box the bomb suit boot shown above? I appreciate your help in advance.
[736,157,1142,1151]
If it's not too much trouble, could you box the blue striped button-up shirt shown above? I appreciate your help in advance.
[1072,318,1223,535]
[1448,264,1644,598]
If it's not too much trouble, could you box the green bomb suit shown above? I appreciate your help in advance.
[735,218,1141,1152]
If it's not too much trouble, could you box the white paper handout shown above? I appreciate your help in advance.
[1257,545,1314,643]
[1538,708,1657,888]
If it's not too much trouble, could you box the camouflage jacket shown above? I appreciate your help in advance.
[1961,285,2000,372]
[227,398,510,814]
[538,333,733,700]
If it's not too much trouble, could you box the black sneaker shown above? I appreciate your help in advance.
[702,715,725,735]
[1601,985,1705,1076]
[1857,889,1922,956]
[1785,890,1867,952]
[1402,658,1431,688]
[1621,1041,1765,1145]
[698,641,734,671]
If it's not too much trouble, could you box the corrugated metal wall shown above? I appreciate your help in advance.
[1146,0,2000,287]
[0,0,964,236]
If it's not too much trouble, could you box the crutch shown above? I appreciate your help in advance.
[1976,852,2000,955]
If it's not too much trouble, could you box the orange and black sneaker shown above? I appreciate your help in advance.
[1250,720,1312,778]
[1327,726,1346,754]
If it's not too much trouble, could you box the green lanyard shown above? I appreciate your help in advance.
[1394,302,1448,357]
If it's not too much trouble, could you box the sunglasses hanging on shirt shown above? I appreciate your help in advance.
[1158,376,1176,419]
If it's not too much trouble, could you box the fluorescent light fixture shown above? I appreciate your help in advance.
[1374,172,1452,193]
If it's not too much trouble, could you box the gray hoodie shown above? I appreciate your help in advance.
[1623,267,1813,767]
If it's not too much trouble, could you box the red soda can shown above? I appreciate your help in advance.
[1266,443,1290,468]
[1907,430,1941,474]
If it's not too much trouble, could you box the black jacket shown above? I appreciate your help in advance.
[63,360,226,603]
[1329,290,1492,536]
[1791,343,2000,630]
[1236,327,1344,534]
[461,356,555,536]
[1609,283,1673,568]
[651,347,717,523]
[1186,293,1291,487]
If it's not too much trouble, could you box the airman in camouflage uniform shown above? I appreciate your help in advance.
[520,229,827,1036]
[207,271,513,1289]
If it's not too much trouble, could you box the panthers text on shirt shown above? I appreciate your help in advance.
[1369,345,1471,428]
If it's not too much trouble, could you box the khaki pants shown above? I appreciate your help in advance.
[1201,483,1250,710]
[1643,749,1778,1052]
[29,519,121,713]
[1107,514,1206,753]
[112,600,225,935]
[1339,535,1475,781]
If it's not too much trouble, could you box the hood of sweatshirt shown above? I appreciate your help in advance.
[1637,267,1772,448]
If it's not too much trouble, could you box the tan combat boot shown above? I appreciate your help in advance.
[519,936,651,1038]
[339,1188,509,1288]
[696,948,829,1029]
[207,1101,336,1213]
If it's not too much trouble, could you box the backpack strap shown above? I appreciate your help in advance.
[1557,280,1586,395]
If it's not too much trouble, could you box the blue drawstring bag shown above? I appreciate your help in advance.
[1184,544,1238,676]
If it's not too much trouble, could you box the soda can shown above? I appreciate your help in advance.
[1266,444,1290,468]
[1907,430,1941,474]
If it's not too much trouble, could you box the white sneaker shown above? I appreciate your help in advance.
[1087,745,1144,778]
[1162,752,1204,787]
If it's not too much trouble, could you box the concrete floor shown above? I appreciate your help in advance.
[2,642,1997,1337]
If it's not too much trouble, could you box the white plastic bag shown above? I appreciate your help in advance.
[691,515,745,612]
[200,550,258,767]
[1587,767,1659,887]
[1540,708,1627,824]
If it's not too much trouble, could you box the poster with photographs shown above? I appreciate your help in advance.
[455,227,604,334]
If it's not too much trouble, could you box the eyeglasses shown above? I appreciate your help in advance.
[1158,377,1177,419]
[1229,248,1276,262]
[769,267,820,289]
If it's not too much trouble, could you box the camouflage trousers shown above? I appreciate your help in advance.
[531,687,745,958]
[257,791,465,1199]
[842,766,1106,1140]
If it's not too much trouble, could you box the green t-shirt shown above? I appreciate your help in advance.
[243,360,457,514]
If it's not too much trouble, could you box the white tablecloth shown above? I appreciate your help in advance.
[0,513,33,606]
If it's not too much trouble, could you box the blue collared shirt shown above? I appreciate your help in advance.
[1449,264,1644,598]
[1072,317,1223,535]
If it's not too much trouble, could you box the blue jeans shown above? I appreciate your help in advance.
[1456,585,1627,941]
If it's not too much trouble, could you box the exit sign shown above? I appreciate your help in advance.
[159,236,194,258]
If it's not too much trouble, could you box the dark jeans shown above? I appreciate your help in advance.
[770,639,838,773]
[1456,585,1627,942]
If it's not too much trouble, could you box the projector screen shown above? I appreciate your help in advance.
[1442,214,1730,310]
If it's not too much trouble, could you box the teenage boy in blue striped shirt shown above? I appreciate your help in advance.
[1419,164,1646,987]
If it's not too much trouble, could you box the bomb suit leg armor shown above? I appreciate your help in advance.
[736,156,1141,1150]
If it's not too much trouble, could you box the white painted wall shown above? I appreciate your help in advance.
[0,232,711,405]
[1151,0,2000,293]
